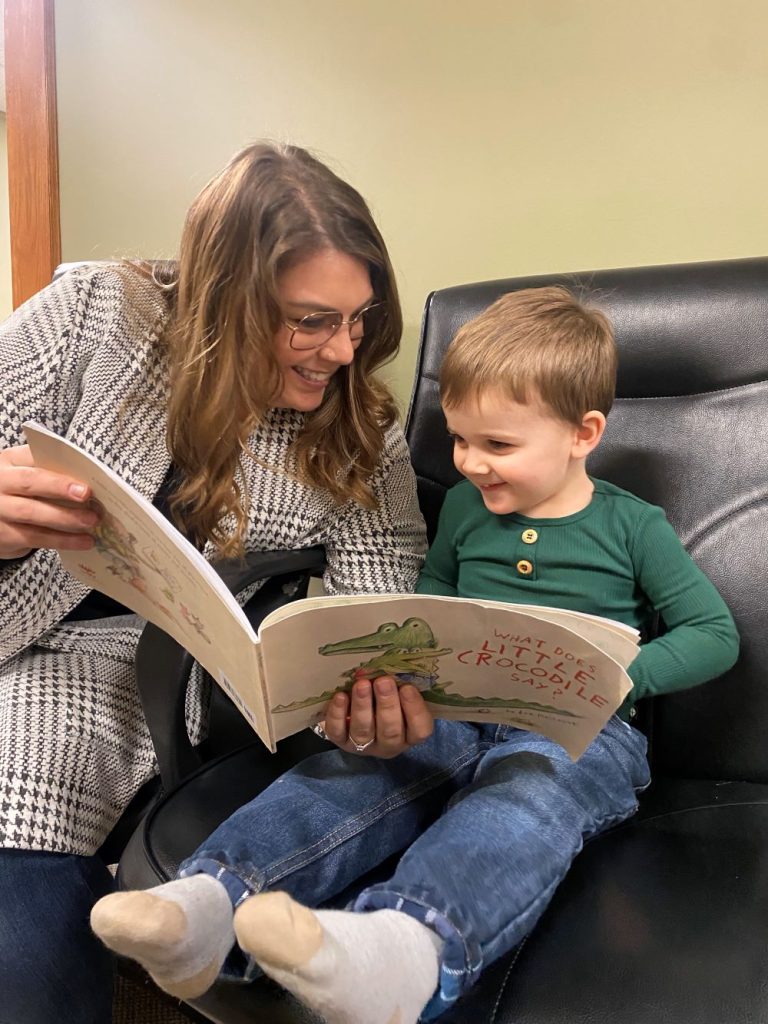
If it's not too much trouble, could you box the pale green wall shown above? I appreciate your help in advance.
[55,0,768,405]
[0,114,11,320]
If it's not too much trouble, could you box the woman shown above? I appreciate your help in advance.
[0,142,430,1023]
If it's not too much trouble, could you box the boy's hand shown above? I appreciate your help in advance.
[323,677,434,758]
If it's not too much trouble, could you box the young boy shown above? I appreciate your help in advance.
[91,287,739,1023]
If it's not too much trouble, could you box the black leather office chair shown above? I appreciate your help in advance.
[119,256,768,1023]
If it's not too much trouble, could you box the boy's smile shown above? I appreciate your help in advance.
[445,388,601,519]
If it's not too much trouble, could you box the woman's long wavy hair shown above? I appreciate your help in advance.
[135,142,402,558]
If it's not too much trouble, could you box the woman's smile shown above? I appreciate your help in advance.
[293,366,333,387]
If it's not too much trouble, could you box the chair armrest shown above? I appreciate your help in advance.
[134,546,326,791]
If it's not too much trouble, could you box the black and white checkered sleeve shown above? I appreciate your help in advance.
[0,271,97,449]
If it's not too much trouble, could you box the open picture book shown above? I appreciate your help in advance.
[25,422,638,761]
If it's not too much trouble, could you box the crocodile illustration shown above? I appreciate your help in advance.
[271,616,583,724]
[319,617,452,690]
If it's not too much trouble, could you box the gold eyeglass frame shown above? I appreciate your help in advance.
[283,301,386,351]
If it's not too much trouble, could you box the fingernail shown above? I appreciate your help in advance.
[333,693,346,705]
[355,681,371,697]
[375,678,394,695]
[69,484,87,499]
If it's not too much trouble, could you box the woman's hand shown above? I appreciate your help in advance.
[323,676,434,758]
[0,445,99,559]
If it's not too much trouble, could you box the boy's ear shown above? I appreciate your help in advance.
[572,411,606,458]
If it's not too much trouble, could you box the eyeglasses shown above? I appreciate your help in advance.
[283,301,386,351]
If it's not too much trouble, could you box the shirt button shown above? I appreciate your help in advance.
[521,529,538,544]
[516,559,534,576]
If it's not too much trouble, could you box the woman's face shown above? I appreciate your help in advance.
[272,249,375,411]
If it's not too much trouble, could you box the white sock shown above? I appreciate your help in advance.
[90,874,234,998]
[233,891,442,1024]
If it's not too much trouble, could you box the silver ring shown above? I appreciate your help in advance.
[312,723,328,741]
[349,735,375,753]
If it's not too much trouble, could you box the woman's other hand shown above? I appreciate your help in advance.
[0,445,99,559]
[323,677,434,758]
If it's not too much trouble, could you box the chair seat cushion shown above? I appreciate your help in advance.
[443,790,768,1023]
[119,740,768,1024]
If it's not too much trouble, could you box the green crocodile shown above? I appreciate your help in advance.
[319,617,452,689]
[271,615,583,723]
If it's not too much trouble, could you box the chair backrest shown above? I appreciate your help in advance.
[405,257,768,782]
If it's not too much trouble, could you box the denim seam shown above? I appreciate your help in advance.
[259,746,490,888]
[373,862,574,998]
[179,857,258,902]
[559,743,646,840]
[360,889,482,981]
[583,799,640,841]
[357,884,471,976]
[565,804,636,854]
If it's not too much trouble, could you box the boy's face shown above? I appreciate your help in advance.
[445,388,592,518]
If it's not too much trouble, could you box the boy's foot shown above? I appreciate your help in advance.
[234,891,442,1024]
[90,874,234,998]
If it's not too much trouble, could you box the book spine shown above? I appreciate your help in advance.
[255,641,277,753]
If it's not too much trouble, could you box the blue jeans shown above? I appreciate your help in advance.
[0,849,115,1024]
[180,716,649,1019]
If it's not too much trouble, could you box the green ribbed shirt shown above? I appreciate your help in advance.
[416,478,739,715]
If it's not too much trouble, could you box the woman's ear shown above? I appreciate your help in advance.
[572,411,606,459]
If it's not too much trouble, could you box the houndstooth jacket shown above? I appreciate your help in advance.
[0,265,427,854]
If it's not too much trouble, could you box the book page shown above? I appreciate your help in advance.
[260,595,633,759]
[24,422,273,750]
[262,592,406,624]
[468,600,639,670]
[263,593,639,669]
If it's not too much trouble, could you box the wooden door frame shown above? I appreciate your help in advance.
[4,0,60,309]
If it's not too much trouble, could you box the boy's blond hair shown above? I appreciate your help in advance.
[439,286,617,424]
